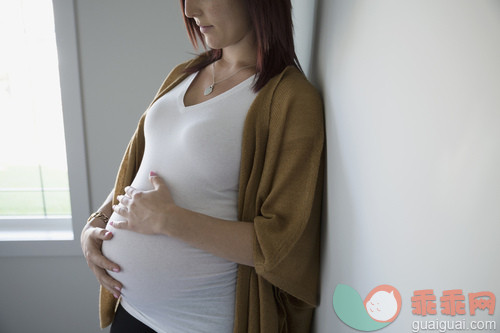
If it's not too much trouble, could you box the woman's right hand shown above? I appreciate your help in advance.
[81,221,123,299]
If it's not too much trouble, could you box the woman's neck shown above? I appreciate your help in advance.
[219,33,257,70]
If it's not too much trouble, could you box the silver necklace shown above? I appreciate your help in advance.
[204,62,255,96]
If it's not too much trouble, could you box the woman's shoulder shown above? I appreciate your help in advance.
[261,66,322,106]
[258,66,323,116]
[247,66,323,134]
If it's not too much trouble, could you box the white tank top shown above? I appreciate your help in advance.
[102,72,256,333]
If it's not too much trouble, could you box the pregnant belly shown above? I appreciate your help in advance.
[101,214,237,307]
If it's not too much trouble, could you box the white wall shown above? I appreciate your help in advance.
[312,1,500,332]
[291,0,319,77]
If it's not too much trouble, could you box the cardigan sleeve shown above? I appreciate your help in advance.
[251,69,325,307]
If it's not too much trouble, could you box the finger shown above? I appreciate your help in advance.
[116,194,130,206]
[92,266,123,298]
[149,171,168,191]
[87,249,121,273]
[102,275,123,298]
[91,227,113,241]
[112,204,128,217]
[109,220,129,230]
[124,186,136,197]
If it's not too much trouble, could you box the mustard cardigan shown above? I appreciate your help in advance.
[99,56,325,332]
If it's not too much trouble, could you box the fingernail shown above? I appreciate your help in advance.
[115,286,121,291]
[150,171,157,177]
[113,267,119,273]
[113,293,119,299]
[105,231,112,237]
[109,221,114,226]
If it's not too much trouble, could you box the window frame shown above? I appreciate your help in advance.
[0,0,90,257]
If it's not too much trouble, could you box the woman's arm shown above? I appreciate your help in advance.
[81,190,123,298]
[110,173,255,267]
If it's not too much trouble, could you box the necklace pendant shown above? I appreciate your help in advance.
[204,84,214,96]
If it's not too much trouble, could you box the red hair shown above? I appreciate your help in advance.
[179,0,301,92]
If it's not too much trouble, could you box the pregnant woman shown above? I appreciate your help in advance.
[80,0,324,332]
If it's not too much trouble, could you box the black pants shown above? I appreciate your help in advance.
[110,304,156,333]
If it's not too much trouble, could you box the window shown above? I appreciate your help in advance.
[0,0,89,254]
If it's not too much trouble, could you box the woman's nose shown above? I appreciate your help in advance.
[184,0,200,18]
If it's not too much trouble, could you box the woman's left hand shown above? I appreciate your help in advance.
[111,172,174,235]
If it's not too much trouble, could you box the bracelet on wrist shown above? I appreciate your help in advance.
[87,211,110,224]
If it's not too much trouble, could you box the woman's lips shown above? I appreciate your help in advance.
[199,25,213,34]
